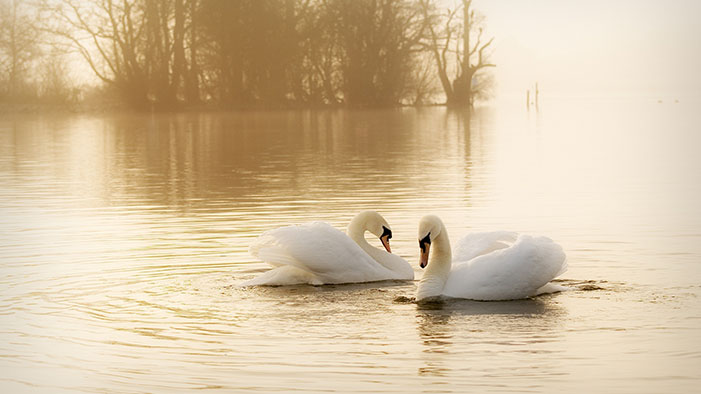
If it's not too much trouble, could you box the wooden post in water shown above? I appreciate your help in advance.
[526,90,530,110]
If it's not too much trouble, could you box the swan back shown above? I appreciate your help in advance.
[444,234,567,300]
[248,222,394,284]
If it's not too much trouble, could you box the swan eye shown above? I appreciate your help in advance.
[419,233,431,252]
[381,226,392,240]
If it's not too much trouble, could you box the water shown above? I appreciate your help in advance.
[1,99,700,393]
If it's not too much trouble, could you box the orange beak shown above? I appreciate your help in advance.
[380,235,392,253]
[419,242,430,268]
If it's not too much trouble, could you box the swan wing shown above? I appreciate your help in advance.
[452,231,518,262]
[247,222,393,285]
[444,234,567,300]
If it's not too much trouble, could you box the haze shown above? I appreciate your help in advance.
[472,0,701,100]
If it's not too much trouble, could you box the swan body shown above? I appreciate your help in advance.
[243,211,414,286]
[416,215,567,302]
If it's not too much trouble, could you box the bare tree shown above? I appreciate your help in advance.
[43,0,195,109]
[197,0,246,106]
[0,0,40,101]
[184,0,200,103]
[172,0,186,101]
[198,0,315,108]
[37,48,72,104]
[420,0,494,107]
[405,53,438,105]
[294,0,343,105]
[43,0,149,107]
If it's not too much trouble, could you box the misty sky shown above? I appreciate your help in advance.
[469,0,701,99]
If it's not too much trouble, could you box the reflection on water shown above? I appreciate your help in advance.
[417,312,452,377]
[416,297,566,378]
[1,101,700,393]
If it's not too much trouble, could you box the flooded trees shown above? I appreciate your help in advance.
[196,0,430,107]
[198,0,306,107]
[294,1,343,105]
[420,0,495,107]
[328,0,428,106]
[22,0,494,110]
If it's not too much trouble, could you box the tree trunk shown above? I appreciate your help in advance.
[447,0,471,107]
[185,0,200,103]
[172,0,186,103]
[461,0,471,106]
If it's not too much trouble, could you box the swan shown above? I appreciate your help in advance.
[242,211,414,286]
[416,215,567,302]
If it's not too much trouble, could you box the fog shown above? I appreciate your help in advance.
[1,0,699,110]
[475,0,701,99]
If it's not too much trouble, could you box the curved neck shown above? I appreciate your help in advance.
[347,219,382,260]
[346,219,414,279]
[347,217,369,246]
[417,228,452,300]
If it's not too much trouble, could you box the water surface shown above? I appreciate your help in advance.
[1,100,700,393]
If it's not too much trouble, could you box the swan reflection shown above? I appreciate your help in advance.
[416,310,453,377]
[415,297,567,377]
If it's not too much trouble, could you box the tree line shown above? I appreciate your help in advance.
[0,0,495,110]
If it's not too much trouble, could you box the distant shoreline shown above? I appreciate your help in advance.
[0,101,452,116]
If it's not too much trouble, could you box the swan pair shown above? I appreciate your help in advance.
[243,211,567,301]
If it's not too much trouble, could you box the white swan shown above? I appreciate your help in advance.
[242,211,414,286]
[416,215,567,302]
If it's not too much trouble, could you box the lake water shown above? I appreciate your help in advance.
[1,99,700,393]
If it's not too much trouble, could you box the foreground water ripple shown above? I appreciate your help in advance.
[1,103,700,393]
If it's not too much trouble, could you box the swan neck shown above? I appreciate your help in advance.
[432,230,452,265]
[347,218,383,260]
[347,216,407,275]
[417,229,452,301]
[426,230,452,279]
[347,219,369,246]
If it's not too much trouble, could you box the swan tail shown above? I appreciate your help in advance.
[554,258,568,278]
[535,236,568,279]
[533,240,568,296]
[535,282,569,295]
[256,246,300,267]
[249,238,317,275]
[243,243,320,286]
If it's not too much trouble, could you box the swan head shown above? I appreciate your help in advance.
[418,215,444,268]
[349,211,393,253]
